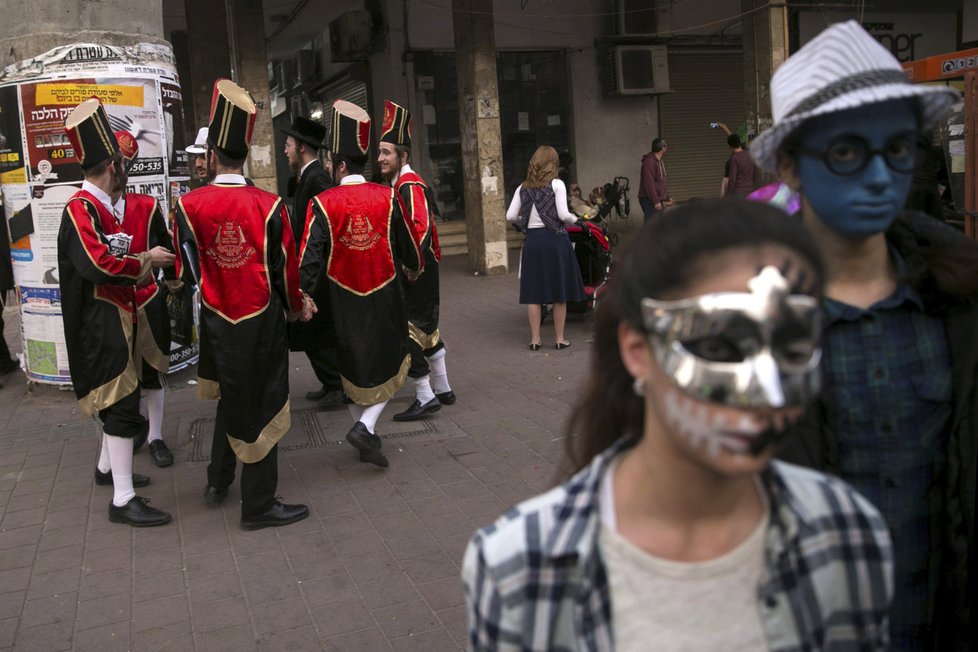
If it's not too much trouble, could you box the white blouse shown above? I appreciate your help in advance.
[506,179,577,229]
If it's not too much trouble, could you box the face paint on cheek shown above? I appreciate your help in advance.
[661,386,766,458]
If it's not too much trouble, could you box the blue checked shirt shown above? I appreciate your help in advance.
[463,438,893,651]
[823,278,951,651]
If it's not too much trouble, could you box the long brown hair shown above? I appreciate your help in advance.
[564,199,827,474]
[523,145,559,189]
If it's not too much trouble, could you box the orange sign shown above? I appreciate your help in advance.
[902,48,978,82]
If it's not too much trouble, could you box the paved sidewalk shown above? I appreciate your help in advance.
[0,251,597,651]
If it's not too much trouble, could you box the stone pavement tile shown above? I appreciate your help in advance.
[134,621,195,652]
[342,550,400,584]
[308,489,359,519]
[83,544,132,574]
[451,494,509,526]
[183,549,235,580]
[72,622,131,652]
[414,577,465,613]
[256,624,322,650]
[329,528,386,560]
[134,545,184,577]
[0,617,15,648]
[298,571,359,608]
[3,491,48,515]
[322,626,392,652]
[355,572,421,611]
[134,594,190,633]
[26,567,81,600]
[438,533,473,566]
[310,598,375,638]
[190,597,250,634]
[280,533,345,581]
[236,549,291,580]
[389,627,459,652]
[251,596,311,635]
[13,619,73,651]
[369,510,425,540]
[373,598,441,640]
[389,477,444,502]
[226,529,282,558]
[187,570,243,604]
[0,524,41,550]
[178,525,231,558]
[409,505,475,540]
[42,507,89,532]
[75,591,131,631]
[32,543,83,575]
[239,568,300,605]
[194,623,259,652]
[18,463,59,482]
[0,544,34,571]
[435,478,492,502]
[0,567,30,594]
[387,529,443,562]
[18,591,77,629]
[0,591,24,620]
[399,551,459,585]
[133,519,182,553]
[133,569,186,602]
[78,568,130,601]
[437,604,468,645]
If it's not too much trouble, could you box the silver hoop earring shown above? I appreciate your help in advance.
[633,377,646,396]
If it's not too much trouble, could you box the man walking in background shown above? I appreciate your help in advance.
[637,137,672,221]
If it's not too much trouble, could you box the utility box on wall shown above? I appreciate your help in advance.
[329,11,374,63]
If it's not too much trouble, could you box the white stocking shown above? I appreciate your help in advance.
[105,434,135,507]
[96,423,111,473]
[359,401,387,434]
[412,375,436,404]
[427,348,451,394]
[145,388,164,443]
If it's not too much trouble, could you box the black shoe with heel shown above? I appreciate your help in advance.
[529,343,541,351]
[555,342,571,350]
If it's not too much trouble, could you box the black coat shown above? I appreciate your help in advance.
[288,160,334,352]
[779,212,978,651]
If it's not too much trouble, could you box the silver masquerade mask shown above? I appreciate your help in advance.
[641,266,822,409]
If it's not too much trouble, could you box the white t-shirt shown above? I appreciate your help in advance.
[599,458,770,651]
[505,178,577,229]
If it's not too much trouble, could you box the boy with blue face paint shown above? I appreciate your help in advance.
[751,21,978,652]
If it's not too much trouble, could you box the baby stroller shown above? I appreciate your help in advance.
[565,220,612,314]
[587,176,630,247]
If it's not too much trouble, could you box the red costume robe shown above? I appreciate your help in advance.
[57,190,153,416]
[173,181,304,463]
[299,179,421,405]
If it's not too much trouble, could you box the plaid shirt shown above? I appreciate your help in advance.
[462,438,893,651]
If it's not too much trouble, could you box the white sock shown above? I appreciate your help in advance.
[427,348,451,394]
[96,424,111,474]
[105,434,136,507]
[413,375,436,404]
[347,403,364,423]
[360,401,387,434]
[145,388,164,443]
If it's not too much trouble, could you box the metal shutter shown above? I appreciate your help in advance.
[659,51,745,202]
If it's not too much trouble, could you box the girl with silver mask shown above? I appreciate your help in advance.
[463,199,893,651]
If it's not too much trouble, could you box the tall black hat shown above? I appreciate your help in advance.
[329,100,370,164]
[379,99,411,148]
[63,98,119,169]
[207,78,257,159]
[282,116,326,150]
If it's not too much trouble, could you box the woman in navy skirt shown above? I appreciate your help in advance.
[506,146,585,350]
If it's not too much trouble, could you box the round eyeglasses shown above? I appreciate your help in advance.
[792,131,918,176]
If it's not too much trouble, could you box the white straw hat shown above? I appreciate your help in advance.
[751,20,959,173]
[185,127,209,155]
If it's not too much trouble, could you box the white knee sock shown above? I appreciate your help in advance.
[145,388,164,443]
[427,348,451,394]
[96,424,111,474]
[413,375,436,404]
[360,401,387,434]
[105,434,136,507]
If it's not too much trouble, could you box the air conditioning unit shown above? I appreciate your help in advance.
[613,0,657,36]
[604,45,670,95]
[294,49,316,88]
[329,11,374,63]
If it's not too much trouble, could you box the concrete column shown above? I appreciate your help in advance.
[741,0,788,138]
[184,0,231,133]
[453,0,508,275]
[0,0,166,67]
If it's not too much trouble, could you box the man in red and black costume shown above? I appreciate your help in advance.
[173,79,314,530]
[114,130,174,468]
[59,98,174,527]
[299,100,421,468]
[376,100,455,422]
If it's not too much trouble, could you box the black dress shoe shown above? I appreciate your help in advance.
[240,501,309,531]
[435,390,456,406]
[317,389,347,410]
[346,422,390,468]
[393,397,441,422]
[132,420,149,454]
[148,440,174,468]
[95,469,150,488]
[108,496,171,527]
[305,386,327,400]
[203,484,229,504]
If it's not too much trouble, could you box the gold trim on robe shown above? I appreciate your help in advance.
[408,322,440,352]
[226,399,291,463]
[342,354,411,406]
[77,309,138,416]
[136,305,170,373]
[197,377,221,400]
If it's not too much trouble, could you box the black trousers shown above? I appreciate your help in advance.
[98,388,146,438]
[207,404,278,517]
[140,359,163,390]
[306,347,341,391]
[407,339,446,379]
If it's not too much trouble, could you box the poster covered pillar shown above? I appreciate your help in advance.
[453,0,508,276]
[741,0,788,139]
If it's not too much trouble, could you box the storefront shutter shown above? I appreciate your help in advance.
[659,51,745,202]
